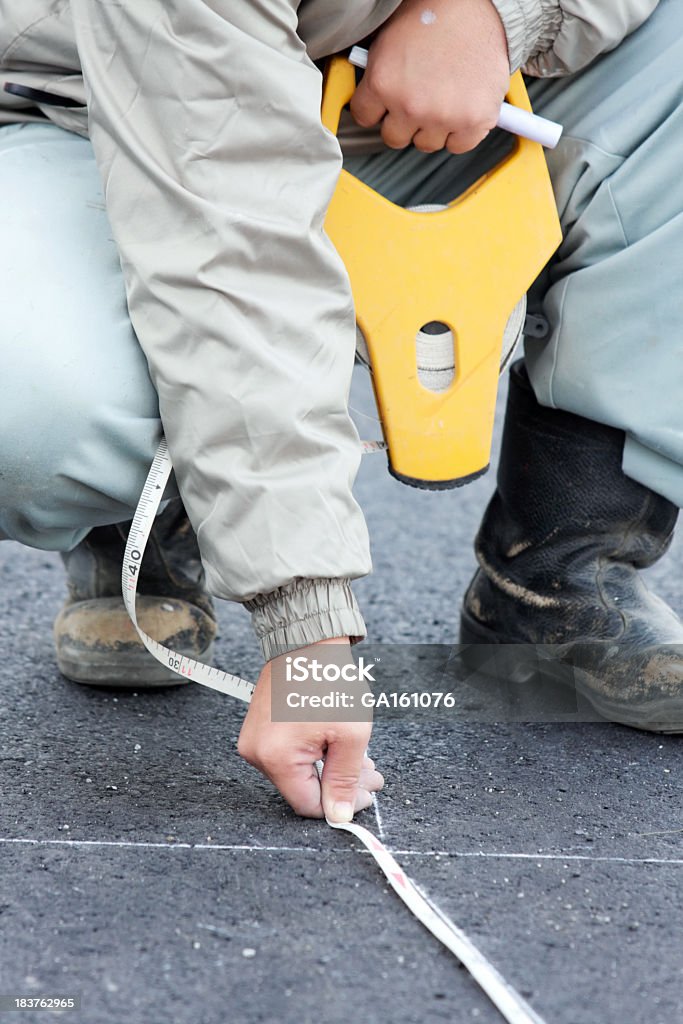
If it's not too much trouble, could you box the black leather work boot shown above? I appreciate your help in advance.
[54,500,216,688]
[460,360,683,733]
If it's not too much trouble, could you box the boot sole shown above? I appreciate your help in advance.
[57,642,215,690]
[54,594,217,690]
[460,609,683,734]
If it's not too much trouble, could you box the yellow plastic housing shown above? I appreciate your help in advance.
[322,57,562,488]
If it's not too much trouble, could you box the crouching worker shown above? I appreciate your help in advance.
[1,0,681,827]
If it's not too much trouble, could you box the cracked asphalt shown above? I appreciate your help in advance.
[1,368,682,1024]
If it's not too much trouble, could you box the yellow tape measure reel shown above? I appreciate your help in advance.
[322,57,562,488]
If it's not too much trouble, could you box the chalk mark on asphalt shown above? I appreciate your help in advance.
[1,836,683,866]
[372,793,386,839]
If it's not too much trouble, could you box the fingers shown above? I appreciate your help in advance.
[348,5,509,157]
[445,125,493,155]
[349,75,388,129]
[379,111,418,150]
[354,788,375,814]
[267,755,327,819]
[238,721,384,820]
[241,744,383,820]
[277,749,383,819]
[239,734,327,818]
[321,723,373,823]
[359,762,384,794]
[353,95,497,154]
[411,126,449,154]
[236,656,383,821]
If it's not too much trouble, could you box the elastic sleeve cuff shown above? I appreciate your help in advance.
[490,0,563,72]
[244,578,367,662]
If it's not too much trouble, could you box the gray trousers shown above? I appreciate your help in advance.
[1,0,682,552]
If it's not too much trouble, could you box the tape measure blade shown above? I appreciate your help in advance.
[121,439,255,702]
[123,447,545,1023]
[414,885,548,1024]
[329,817,547,1024]
[360,439,387,454]
[122,436,381,698]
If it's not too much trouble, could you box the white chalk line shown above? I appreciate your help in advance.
[372,793,386,839]
[0,837,321,854]
[1,836,682,866]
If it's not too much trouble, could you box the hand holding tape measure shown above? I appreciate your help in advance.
[348,46,562,148]
[122,441,548,1024]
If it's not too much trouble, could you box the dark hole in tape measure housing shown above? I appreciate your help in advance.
[420,321,450,336]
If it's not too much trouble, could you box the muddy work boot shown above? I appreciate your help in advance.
[54,501,216,688]
[460,360,683,733]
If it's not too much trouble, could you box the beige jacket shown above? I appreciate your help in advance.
[0,1,660,659]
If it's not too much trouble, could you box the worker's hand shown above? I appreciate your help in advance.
[350,0,509,154]
[237,638,384,821]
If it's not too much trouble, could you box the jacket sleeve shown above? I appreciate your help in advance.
[490,0,661,77]
[69,0,372,661]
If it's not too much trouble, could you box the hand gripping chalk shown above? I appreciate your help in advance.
[322,56,562,488]
[348,46,563,148]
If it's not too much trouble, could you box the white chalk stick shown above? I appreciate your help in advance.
[347,45,563,149]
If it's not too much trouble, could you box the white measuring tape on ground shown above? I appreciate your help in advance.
[122,438,548,1024]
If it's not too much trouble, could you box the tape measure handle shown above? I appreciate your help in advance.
[321,56,358,135]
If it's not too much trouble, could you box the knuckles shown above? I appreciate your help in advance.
[413,137,445,154]
[323,771,363,794]
[236,731,259,765]
[446,126,491,154]
[288,796,324,819]
[237,730,285,771]
[350,102,380,129]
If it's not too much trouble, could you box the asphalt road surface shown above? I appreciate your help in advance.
[1,367,682,1024]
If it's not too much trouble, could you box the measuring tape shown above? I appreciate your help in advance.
[121,438,385,697]
[121,438,548,1024]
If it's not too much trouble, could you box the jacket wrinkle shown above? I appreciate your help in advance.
[0,0,661,658]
